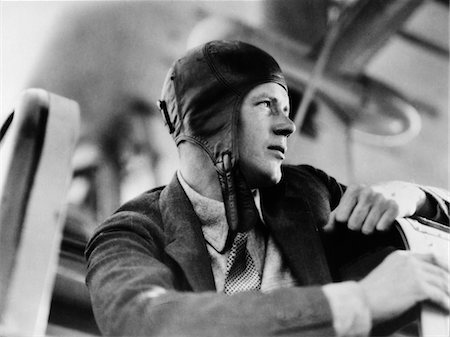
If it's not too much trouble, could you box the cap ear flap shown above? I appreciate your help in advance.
[158,99,175,134]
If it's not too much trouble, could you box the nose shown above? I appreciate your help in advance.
[274,114,296,137]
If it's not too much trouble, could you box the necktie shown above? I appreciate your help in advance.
[223,232,261,295]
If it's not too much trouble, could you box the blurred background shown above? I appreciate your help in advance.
[1,0,448,336]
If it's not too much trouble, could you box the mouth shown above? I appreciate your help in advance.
[267,145,286,159]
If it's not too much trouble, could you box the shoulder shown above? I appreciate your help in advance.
[116,185,165,220]
[281,164,336,189]
[88,186,167,249]
[280,164,345,208]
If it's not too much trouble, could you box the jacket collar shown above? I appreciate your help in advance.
[260,175,332,286]
[159,174,216,291]
[159,169,332,291]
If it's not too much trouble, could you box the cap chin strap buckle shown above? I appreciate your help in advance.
[215,152,239,232]
[223,152,232,172]
[157,100,175,134]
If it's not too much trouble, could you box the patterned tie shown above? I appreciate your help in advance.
[223,232,261,295]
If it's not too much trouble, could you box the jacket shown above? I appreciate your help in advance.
[85,165,449,336]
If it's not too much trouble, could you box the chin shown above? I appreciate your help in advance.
[240,162,282,188]
[256,168,282,188]
[269,171,282,185]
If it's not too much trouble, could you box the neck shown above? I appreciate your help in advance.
[178,142,223,201]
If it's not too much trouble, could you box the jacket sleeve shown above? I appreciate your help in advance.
[85,207,335,337]
[299,164,449,225]
[415,185,449,225]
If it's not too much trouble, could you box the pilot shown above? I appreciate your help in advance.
[85,40,449,336]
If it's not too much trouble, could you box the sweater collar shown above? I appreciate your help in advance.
[177,171,228,252]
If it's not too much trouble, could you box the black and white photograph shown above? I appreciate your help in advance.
[0,1,449,336]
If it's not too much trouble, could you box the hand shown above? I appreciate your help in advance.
[359,250,450,323]
[323,182,427,234]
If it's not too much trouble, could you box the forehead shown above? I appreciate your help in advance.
[244,82,289,103]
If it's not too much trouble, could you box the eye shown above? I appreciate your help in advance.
[258,100,271,108]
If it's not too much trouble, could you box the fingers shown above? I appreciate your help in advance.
[423,267,450,302]
[360,250,450,322]
[375,206,398,231]
[422,267,450,311]
[333,185,400,234]
[419,274,450,311]
[416,252,449,272]
[409,252,450,311]
[323,210,336,233]
[421,260,450,292]
[334,185,359,224]
[351,193,384,234]
[347,200,371,232]
[363,199,398,234]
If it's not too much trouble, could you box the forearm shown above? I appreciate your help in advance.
[89,279,335,336]
[86,227,335,336]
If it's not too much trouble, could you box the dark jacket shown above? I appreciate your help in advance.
[85,165,448,336]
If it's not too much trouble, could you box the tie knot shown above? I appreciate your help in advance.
[234,232,248,245]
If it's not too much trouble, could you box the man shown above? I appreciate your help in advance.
[85,40,449,336]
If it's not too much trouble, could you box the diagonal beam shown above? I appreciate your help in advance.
[324,0,425,74]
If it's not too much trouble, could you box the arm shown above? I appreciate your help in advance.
[323,181,449,234]
[323,250,449,336]
[295,165,449,230]
[85,211,335,337]
[298,166,449,335]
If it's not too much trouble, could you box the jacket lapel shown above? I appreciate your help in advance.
[261,182,332,286]
[159,174,216,291]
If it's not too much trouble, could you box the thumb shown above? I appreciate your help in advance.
[323,210,337,233]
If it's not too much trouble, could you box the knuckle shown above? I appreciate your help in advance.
[443,278,450,294]
[390,250,402,258]
[386,200,399,214]
[428,253,437,263]
[360,187,374,200]
[347,184,363,196]
[393,250,411,263]
[418,281,429,298]
[422,252,435,263]
[373,193,385,204]
[387,250,403,263]
[380,199,391,210]
[353,207,366,217]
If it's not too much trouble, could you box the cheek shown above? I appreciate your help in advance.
[239,131,263,163]
[238,123,256,155]
[240,117,265,142]
[238,111,271,165]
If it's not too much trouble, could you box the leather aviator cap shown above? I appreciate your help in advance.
[158,40,287,232]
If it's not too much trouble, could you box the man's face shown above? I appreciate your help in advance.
[238,82,296,188]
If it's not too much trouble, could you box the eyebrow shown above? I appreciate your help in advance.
[251,92,276,100]
[251,92,290,111]
[251,92,288,104]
